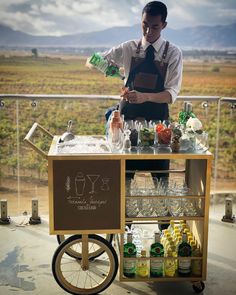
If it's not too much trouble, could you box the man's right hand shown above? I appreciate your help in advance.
[120,86,129,101]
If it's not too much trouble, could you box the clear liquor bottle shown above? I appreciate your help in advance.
[178,233,192,276]
[123,233,137,277]
[150,232,164,277]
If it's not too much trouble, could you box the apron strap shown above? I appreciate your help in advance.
[136,40,142,55]
[161,41,169,65]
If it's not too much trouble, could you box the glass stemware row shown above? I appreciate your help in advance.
[126,197,202,218]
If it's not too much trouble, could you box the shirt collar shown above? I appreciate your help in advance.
[141,36,165,52]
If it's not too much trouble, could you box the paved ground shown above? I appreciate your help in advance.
[0,204,236,295]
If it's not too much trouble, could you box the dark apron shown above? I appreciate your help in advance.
[122,40,170,176]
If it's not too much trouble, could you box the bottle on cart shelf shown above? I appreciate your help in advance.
[150,232,164,277]
[178,233,192,276]
[167,220,175,234]
[191,241,202,276]
[178,102,196,126]
[123,232,137,278]
[136,250,149,278]
[164,249,176,277]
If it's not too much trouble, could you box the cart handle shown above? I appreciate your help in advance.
[24,122,54,159]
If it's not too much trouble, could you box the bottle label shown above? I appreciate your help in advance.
[192,260,202,276]
[150,258,163,271]
[124,259,135,273]
[179,258,191,274]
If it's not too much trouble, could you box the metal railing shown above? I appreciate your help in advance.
[0,94,235,204]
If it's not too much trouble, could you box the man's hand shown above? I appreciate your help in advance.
[121,88,146,104]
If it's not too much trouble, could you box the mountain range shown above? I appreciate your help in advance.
[0,22,235,49]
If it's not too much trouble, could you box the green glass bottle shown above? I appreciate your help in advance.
[178,102,196,126]
[178,233,192,276]
[89,53,124,79]
[150,232,164,277]
[123,233,137,277]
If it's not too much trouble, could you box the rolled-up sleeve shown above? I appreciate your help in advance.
[165,48,183,103]
[100,44,124,68]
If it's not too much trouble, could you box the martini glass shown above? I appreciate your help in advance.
[87,174,99,194]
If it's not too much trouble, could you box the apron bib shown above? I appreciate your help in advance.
[120,40,169,121]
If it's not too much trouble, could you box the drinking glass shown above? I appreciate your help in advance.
[139,198,154,217]
[168,197,183,217]
[195,131,208,151]
[152,198,169,217]
[126,198,139,217]
[182,198,198,216]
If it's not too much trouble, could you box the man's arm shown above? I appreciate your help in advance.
[122,90,172,104]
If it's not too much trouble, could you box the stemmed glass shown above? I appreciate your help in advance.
[87,174,99,194]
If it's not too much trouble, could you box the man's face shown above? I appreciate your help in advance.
[142,12,167,43]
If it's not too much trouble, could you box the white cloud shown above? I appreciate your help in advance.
[0,0,235,35]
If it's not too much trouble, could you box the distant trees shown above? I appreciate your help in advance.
[31,48,38,58]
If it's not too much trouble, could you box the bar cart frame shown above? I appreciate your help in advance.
[24,123,212,295]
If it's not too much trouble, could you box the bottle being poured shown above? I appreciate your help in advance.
[87,53,125,80]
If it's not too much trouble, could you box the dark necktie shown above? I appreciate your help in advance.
[145,45,155,61]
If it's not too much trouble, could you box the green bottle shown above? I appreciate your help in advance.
[89,53,124,79]
[150,232,164,277]
[123,233,137,277]
[178,102,196,126]
[178,233,192,276]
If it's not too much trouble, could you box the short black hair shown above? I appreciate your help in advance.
[142,1,167,23]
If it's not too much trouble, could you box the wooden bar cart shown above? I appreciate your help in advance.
[24,123,212,295]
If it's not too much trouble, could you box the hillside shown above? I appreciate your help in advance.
[0,23,235,49]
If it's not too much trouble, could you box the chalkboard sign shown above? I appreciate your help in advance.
[52,159,121,232]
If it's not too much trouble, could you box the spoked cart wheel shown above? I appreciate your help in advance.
[192,281,205,293]
[52,234,118,295]
[56,234,114,260]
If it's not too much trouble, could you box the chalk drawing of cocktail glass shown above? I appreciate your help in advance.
[101,178,110,191]
[75,172,85,196]
[87,174,100,194]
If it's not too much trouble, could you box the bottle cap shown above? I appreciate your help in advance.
[141,250,146,257]
[127,232,133,242]
[187,103,193,112]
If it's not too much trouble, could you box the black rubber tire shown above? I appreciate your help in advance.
[52,234,118,295]
[192,281,205,293]
[56,234,114,260]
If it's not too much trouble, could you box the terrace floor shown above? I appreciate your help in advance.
[0,203,236,295]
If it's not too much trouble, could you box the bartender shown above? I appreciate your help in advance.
[102,1,183,175]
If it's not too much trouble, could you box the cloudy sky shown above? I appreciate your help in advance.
[0,0,236,36]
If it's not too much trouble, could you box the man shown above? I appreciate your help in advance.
[88,2,182,229]
[101,1,183,175]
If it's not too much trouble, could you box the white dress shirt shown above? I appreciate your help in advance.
[102,36,183,103]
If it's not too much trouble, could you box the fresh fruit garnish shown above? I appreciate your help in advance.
[156,123,165,133]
